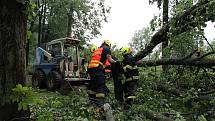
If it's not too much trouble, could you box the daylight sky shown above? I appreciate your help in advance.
[90,0,215,48]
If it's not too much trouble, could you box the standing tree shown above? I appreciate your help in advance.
[161,0,169,72]
[0,0,28,120]
[36,0,110,43]
[149,0,169,71]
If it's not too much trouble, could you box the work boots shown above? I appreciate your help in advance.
[123,96,135,111]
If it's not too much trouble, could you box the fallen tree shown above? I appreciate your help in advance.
[137,57,215,67]
[137,51,215,67]
[135,1,215,61]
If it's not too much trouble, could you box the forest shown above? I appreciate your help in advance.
[0,0,215,121]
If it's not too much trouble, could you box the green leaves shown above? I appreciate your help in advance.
[10,84,32,110]
[198,115,207,121]
[129,26,153,55]
[24,0,37,22]
[28,90,96,121]
[27,30,32,39]
[43,0,110,41]
[51,100,62,108]
[10,84,46,111]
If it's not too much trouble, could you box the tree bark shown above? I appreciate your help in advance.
[38,0,44,46]
[162,0,169,72]
[0,0,28,120]
[175,0,178,5]
[135,1,214,61]
[41,0,47,43]
[67,5,74,37]
[137,58,215,67]
[111,62,124,102]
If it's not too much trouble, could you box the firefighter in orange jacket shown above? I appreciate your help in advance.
[120,47,139,109]
[90,45,111,74]
[87,40,116,106]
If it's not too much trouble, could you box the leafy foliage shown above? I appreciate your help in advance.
[22,66,214,121]
[42,0,110,41]
[10,84,44,111]
[6,0,215,121]
[129,26,153,54]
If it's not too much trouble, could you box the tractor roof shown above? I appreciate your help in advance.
[48,37,80,46]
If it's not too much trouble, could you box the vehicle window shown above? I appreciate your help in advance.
[51,43,62,56]
[67,46,77,62]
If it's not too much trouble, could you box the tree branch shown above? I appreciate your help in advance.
[135,1,215,61]
[182,49,198,60]
[197,51,215,60]
[202,34,214,52]
[137,49,215,67]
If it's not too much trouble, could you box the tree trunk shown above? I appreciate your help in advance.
[0,0,28,120]
[161,0,169,72]
[137,58,215,67]
[41,0,47,43]
[67,5,74,37]
[176,0,178,5]
[38,0,44,46]
[111,62,124,102]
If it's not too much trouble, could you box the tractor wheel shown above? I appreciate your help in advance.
[46,70,61,91]
[32,70,45,88]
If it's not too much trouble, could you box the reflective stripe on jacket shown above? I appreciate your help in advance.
[123,64,139,83]
[88,48,104,68]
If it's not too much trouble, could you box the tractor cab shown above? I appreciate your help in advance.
[46,37,79,59]
[46,37,85,77]
[32,37,89,91]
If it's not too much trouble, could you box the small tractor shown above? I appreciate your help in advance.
[32,37,90,93]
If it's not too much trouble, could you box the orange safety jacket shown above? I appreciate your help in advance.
[104,59,112,73]
[88,48,105,69]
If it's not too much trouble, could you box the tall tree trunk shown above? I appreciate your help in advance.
[41,0,47,43]
[162,0,169,72]
[0,0,28,120]
[38,0,44,46]
[67,5,74,37]
[176,0,178,5]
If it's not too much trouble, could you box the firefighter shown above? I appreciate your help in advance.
[87,39,116,106]
[90,44,111,73]
[90,45,112,78]
[120,47,139,109]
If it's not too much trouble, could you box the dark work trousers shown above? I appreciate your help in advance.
[87,68,110,106]
[123,80,137,98]
[123,67,138,98]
